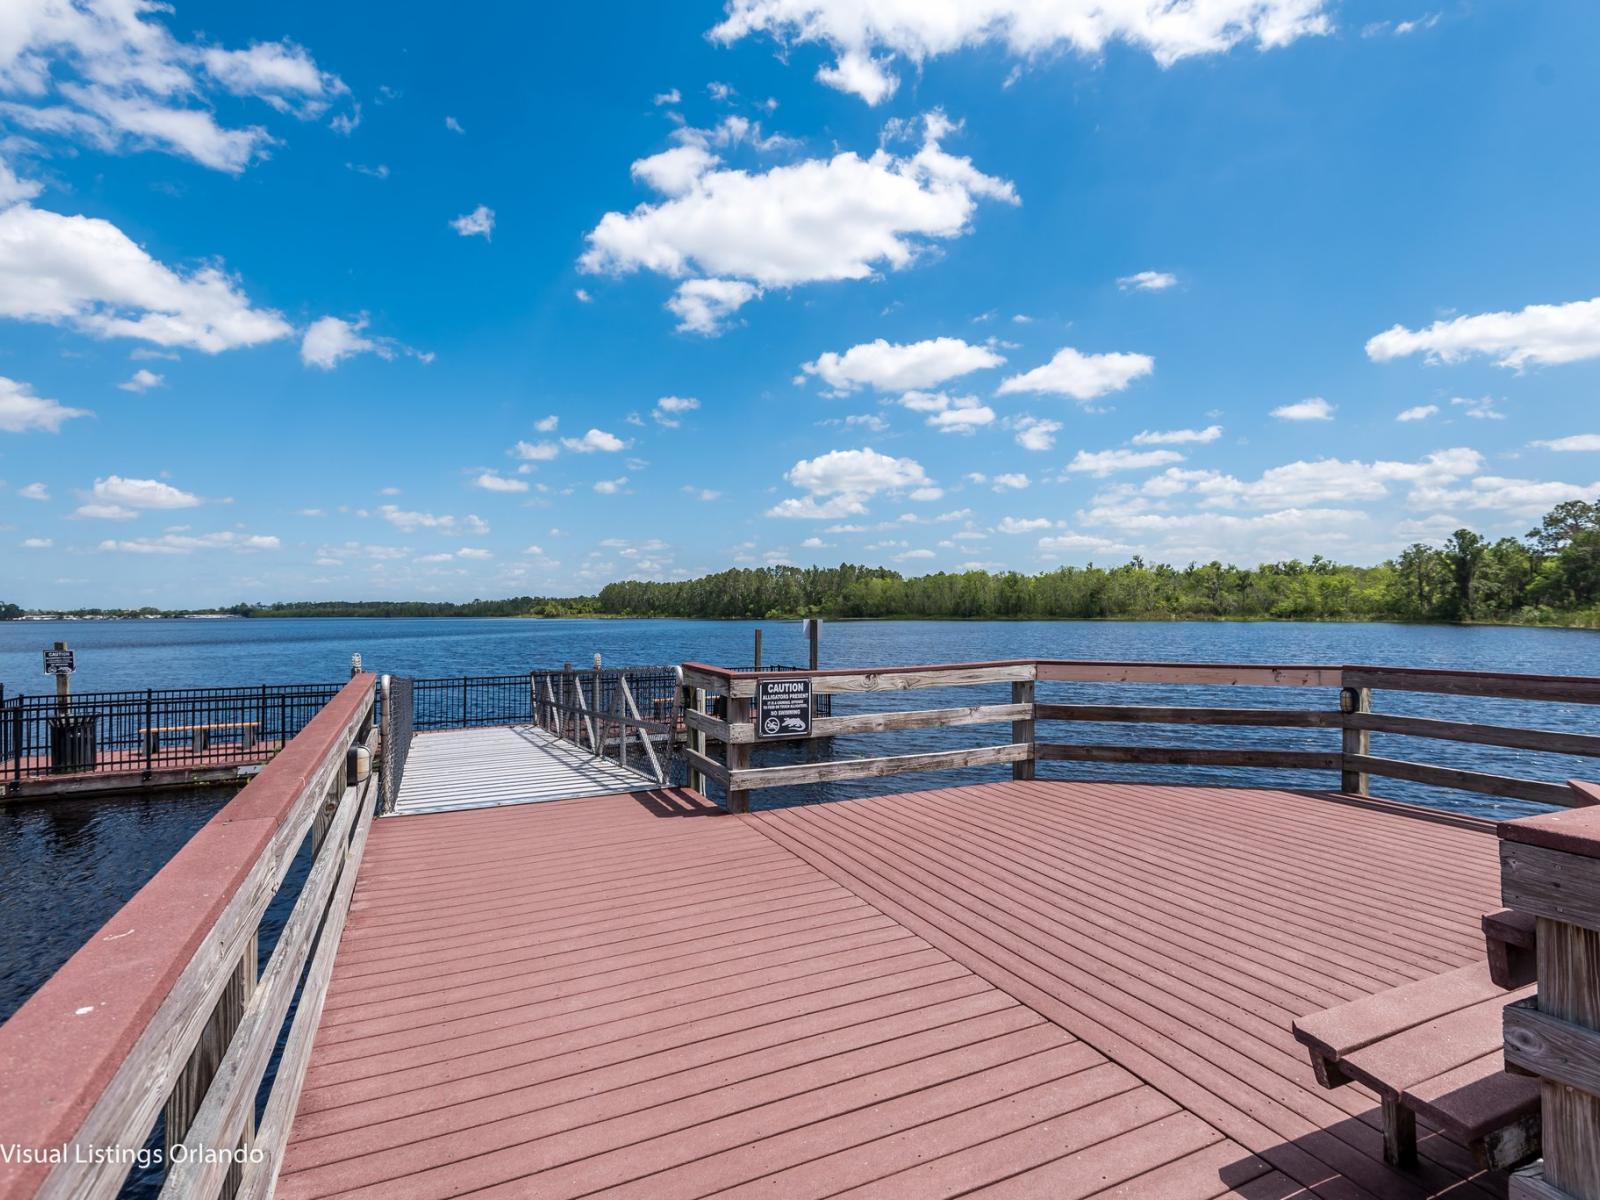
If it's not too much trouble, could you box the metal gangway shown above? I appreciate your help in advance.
[378,664,679,816]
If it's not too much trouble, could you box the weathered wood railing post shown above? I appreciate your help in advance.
[1340,685,1371,796]
[726,693,752,813]
[1501,787,1600,1200]
[1012,679,1035,781]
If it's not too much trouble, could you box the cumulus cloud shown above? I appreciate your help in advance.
[21,536,52,548]
[1271,396,1334,421]
[379,505,488,535]
[0,375,88,432]
[997,345,1154,403]
[594,476,629,494]
[804,336,1003,392]
[473,471,529,493]
[1067,448,1185,477]
[85,474,199,510]
[581,112,1016,331]
[300,316,380,369]
[1532,434,1600,452]
[653,395,700,427]
[1366,297,1600,369]
[117,368,164,392]
[562,428,628,453]
[99,530,279,554]
[710,0,1330,102]
[512,439,560,461]
[667,278,760,334]
[0,203,291,353]
[1396,405,1438,422]
[898,390,994,433]
[1118,270,1177,292]
[0,5,348,172]
[18,482,50,500]
[1011,416,1060,452]
[768,446,932,518]
[1132,425,1221,445]
[450,204,495,239]
[997,516,1053,533]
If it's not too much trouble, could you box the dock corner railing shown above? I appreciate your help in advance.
[679,658,1600,815]
[0,672,378,1200]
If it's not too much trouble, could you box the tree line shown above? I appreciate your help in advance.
[5,497,1597,627]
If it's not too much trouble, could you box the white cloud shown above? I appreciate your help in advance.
[84,475,199,511]
[300,316,381,369]
[768,446,932,518]
[1068,448,1185,477]
[117,367,164,392]
[653,88,681,105]
[473,471,528,493]
[0,375,88,432]
[1038,531,1134,556]
[562,428,628,453]
[594,476,629,494]
[1271,396,1334,421]
[99,530,279,554]
[991,472,1029,491]
[0,6,347,173]
[1118,270,1177,292]
[1409,474,1600,519]
[653,395,700,427]
[21,536,52,548]
[1451,395,1504,421]
[898,390,994,433]
[1132,424,1221,445]
[18,482,49,500]
[445,116,465,133]
[1011,416,1061,452]
[997,345,1154,403]
[0,158,42,206]
[1366,297,1600,369]
[804,336,1003,392]
[1532,434,1600,452]
[455,546,492,560]
[1396,405,1438,422]
[379,505,488,535]
[666,278,761,335]
[711,1,1330,101]
[450,204,495,240]
[0,203,291,353]
[998,516,1053,534]
[581,113,1016,329]
[534,414,559,432]
[512,439,560,461]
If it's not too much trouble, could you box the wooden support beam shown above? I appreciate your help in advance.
[1341,686,1371,797]
[1011,680,1035,781]
[725,695,751,813]
[728,742,1031,792]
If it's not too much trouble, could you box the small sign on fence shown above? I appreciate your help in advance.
[755,676,813,740]
[43,647,75,675]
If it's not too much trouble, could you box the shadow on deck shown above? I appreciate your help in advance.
[279,779,1505,1200]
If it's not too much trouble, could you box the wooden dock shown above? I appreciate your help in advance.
[388,726,661,816]
[272,780,1503,1200]
[5,658,1600,1200]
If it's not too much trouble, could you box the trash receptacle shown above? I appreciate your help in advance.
[49,716,97,773]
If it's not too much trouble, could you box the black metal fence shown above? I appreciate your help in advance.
[407,668,683,733]
[0,683,346,781]
[380,676,414,813]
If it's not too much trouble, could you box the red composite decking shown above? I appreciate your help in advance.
[279,780,1507,1200]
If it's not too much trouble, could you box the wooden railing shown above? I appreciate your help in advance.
[680,659,1600,814]
[0,673,378,1200]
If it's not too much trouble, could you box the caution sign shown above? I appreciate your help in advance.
[755,677,813,740]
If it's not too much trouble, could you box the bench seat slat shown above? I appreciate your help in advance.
[1402,1051,1541,1143]
[1291,964,1503,1062]
[1341,985,1536,1098]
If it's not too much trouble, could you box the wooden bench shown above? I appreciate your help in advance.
[1292,962,1539,1171]
[140,721,258,754]
[1483,907,1538,989]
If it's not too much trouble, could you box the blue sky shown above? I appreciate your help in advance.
[1,0,1597,607]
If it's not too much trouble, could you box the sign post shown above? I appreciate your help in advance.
[43,641,74,716]
[755,676,813,740]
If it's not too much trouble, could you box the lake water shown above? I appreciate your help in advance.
[2,615,1597,1194]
